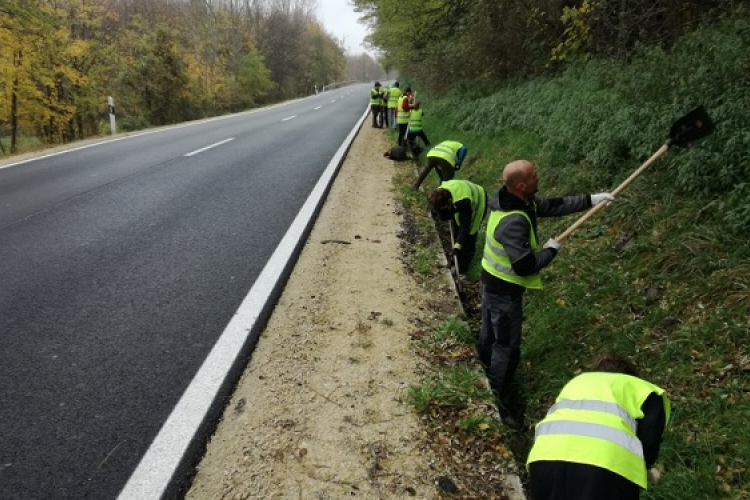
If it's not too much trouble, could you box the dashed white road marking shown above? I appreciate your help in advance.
[184,138,235,157]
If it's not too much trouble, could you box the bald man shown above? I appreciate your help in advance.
[478,160,614,429]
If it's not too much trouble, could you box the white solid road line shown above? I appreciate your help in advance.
[116,104,370,500]
[184,138,235,157]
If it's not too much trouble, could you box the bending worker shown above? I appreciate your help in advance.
[412,140,467,190]
[527,354,670,500]
[479,159,614,429]
[429,179,487,274]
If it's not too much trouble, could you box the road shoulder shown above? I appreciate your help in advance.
[186,122,527,499]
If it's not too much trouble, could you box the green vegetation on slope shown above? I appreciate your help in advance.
[403,10,749,499]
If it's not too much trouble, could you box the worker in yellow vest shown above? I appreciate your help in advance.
[396,88,415,146]
[479,159,614,429]
[405,101,431,158]
[387,81,402,130]
[429,179,487,273]
[370,82,385,128]
[411,140,467,190]
[527,354,670,499]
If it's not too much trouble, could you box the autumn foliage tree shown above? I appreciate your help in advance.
[1,1,86,150]
[0,0,353,150]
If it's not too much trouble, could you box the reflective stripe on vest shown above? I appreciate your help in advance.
[397,96,410,124]
[408,109,423,131]
[535,420,644,458]
[440,180,485,235]
[548,399,637,431]
[527,373,670,489]
[481,209,542,289]
[426,142,461,168]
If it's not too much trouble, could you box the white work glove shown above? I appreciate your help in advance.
[543,238,561,251]
[591,192,615,206]
[647,467,661,484]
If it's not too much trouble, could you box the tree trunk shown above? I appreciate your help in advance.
[10,76,18,154]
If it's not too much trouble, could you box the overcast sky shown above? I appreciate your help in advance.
[316,0,373,56]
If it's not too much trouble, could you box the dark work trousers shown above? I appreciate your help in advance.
[451,220,477,273]
[397,123,408,146]
[407,129,431,147]
[478,285,524,414]
[370,105,383,127]
[529,461,641,500]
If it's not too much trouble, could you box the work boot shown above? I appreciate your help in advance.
[497,401,524,431]
[501,413,523,431]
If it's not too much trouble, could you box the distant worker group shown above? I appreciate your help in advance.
[373,81,431,156]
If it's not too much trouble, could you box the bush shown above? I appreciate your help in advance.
[117,115,151,132]
[428,11,750,230]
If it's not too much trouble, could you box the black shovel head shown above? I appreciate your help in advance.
[669,105,715,148]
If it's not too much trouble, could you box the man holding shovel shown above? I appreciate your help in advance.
[479,159,614,429]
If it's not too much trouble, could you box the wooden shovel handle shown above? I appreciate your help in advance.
[556,143,670,243]
[448,223,462,293]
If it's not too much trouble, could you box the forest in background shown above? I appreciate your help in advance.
[355,0,747,93]
[0,0,385,153]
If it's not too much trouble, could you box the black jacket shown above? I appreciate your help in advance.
[481,186,591,296]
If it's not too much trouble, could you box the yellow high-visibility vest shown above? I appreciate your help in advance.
[388,86,401,109]
[397,96,410,124]
[439,180,486,235]
[527,372,671,489]
[426,141,464,168]
[370,88,382,105]
[408,109,423,131]
[481,208,542,289]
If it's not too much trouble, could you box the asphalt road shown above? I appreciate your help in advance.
[0,85,371,500]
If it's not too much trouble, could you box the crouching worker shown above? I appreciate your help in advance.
[527,354,670,500]
[429,179,487,274]
[412,140,467,190]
